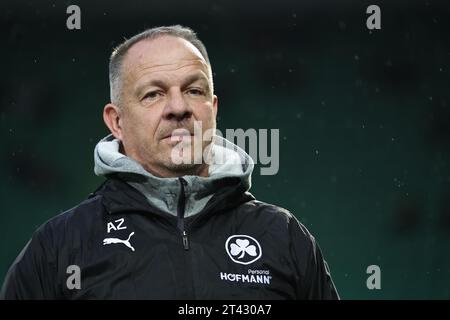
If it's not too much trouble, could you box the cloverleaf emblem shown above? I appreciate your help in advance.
[230,238,257,259]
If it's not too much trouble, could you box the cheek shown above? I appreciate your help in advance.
[196,103,216,125]
[122,112,159,143]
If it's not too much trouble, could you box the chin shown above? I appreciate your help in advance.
[164,161,199,172]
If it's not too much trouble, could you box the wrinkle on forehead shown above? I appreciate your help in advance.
[122,38,212,92]
[133,63,211,97]
[132,58,209,82]
[138,58,207,73]
[123,37,209,76]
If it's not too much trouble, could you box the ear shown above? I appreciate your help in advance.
[103,103,124,140]
[212,95,218,119]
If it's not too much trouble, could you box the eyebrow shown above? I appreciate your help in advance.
[135,73,210,97]
[181,73,209,88]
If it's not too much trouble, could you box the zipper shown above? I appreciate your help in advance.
[182,230,189,250]
[177,177,189,250]
[178,177,195,299]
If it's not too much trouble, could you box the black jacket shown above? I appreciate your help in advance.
[1,176,339,299]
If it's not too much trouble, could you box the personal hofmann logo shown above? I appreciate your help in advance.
[220,269,272,285]
[225,235,262,265]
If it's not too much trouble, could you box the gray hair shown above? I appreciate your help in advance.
[109,25,213,108]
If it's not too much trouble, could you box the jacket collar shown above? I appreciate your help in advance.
[91,176,255,220]
[93,134,254,218]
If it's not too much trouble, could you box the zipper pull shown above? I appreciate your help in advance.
[182,231,190,250]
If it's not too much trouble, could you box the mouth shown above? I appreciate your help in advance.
[162,129,194,143]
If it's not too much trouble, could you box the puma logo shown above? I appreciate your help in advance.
[103,232,135,252]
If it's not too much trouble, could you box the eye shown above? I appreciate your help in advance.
[142,90,162,101]
[186,88,205,96]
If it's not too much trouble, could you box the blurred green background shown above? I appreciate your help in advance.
[1,0,450,299]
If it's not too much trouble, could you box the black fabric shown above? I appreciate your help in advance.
[0,177,339,300]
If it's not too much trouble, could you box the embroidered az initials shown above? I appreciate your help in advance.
[107,218,127,233]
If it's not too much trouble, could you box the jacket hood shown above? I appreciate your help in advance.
[94,134,254,218]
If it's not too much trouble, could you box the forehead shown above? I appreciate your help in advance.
[122,36,209,81]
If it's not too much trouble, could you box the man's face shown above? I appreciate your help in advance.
[112,36,217,177]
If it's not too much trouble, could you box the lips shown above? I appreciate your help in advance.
[170,128,192,137]
[162,128,193,142]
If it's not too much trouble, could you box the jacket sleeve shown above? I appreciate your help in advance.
[0,228,58,300]
[288,215,340,300]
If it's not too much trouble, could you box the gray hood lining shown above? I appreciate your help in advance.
[94,134,254,217]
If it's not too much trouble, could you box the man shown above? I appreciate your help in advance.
[1,25,339,299]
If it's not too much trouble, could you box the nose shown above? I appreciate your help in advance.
[162,88,193,122]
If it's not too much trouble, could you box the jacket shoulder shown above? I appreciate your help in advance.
[0,194,106,299]
[238,199,315,240]
[35,194,106,246]
[240,199,298,223]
